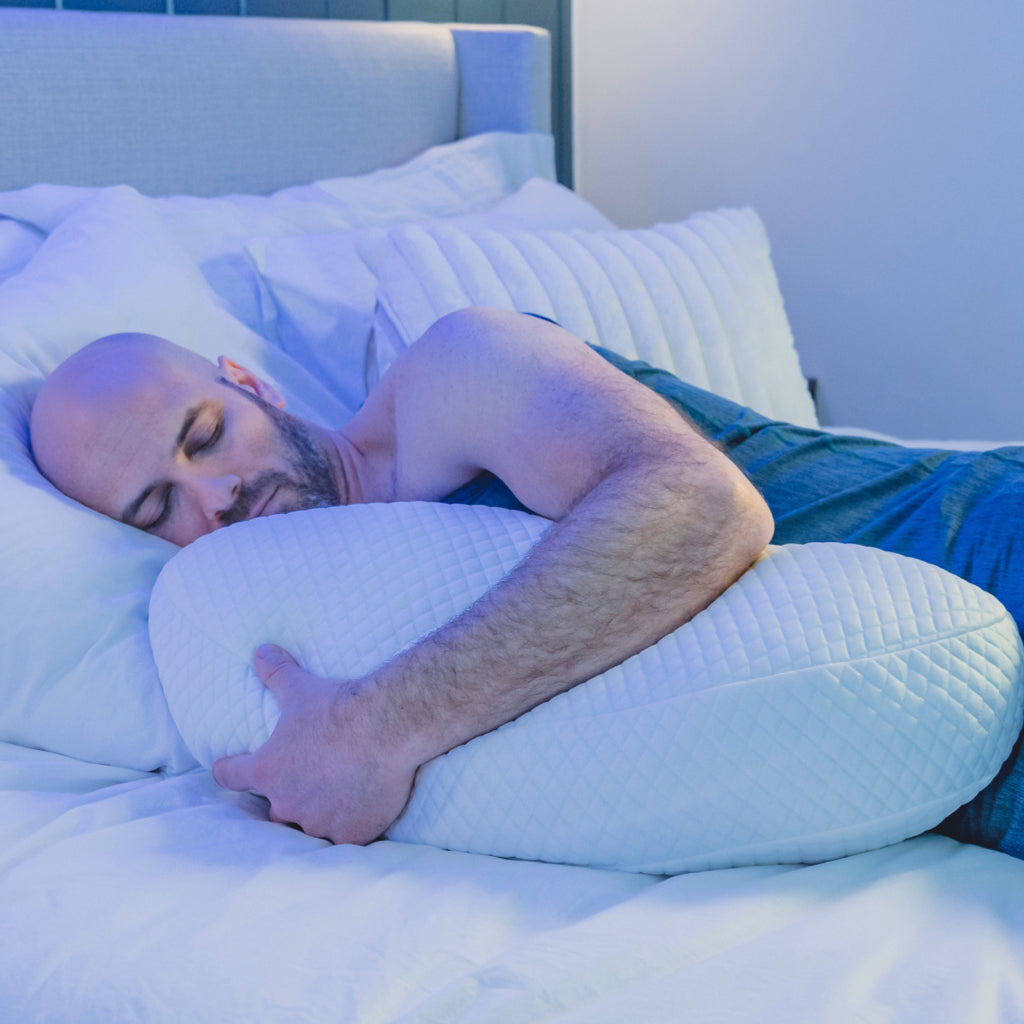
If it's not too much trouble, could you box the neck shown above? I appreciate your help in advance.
[326,425,383,506]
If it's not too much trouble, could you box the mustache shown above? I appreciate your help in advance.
[219,472,291,527]
[210,398,342,528]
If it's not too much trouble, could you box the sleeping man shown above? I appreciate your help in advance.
[29,308,774,845]
[28,308,1024,858]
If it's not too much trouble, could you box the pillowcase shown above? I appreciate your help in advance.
[149,502,1024,872]
[371,209,819,427]
[271,130,557,226]
[244,178,618,408]
[0,219,43,286]
[0,186,350,772]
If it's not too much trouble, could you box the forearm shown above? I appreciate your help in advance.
[369,455,773,763]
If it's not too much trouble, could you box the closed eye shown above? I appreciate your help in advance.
[125,482,173,533]
[143,486,173,533]
[122,402,224,535]
[184,410,224,458]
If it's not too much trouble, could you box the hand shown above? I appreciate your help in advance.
[212,644,420,845]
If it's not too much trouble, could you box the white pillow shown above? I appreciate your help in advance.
[149,503,1024,872]
[370,209,819,427]
[244,178,618,407]
[0,186,349,772]
[0,219,42,285]
[271,131,557,226]
[0,132,555,255]
[0,132,556,403]
[159,130,557,333]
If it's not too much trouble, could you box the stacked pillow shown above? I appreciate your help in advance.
[368,210,816,426]
[244,200,817,426]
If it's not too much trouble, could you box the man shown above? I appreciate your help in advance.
[29,308,774,846]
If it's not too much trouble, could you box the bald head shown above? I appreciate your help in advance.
[29,333,341,546]
[30,333,222,508]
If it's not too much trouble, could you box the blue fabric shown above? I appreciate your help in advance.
[598,347,1024,637]
[443,471,531,514]
[444,343,1024,856]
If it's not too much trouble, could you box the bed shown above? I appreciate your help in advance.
[3,8,1024,1022]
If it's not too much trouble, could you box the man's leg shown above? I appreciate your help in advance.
[938,731,1024,855]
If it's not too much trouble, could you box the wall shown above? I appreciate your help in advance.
[573,0,1024,439]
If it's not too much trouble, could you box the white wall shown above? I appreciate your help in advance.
[573,0,1024,439]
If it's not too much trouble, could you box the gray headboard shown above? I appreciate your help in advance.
[0,9,551,196]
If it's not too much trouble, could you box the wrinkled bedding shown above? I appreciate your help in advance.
[3,743,1024,1023]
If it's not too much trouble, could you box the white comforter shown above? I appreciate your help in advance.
[3,743,1024,1023]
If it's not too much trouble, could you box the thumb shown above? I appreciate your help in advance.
[212,752,257,793]
[253,643,298,694]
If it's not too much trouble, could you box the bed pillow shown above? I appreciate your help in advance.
[0,186,350,772]
[370,209,819,427]
[149,503,1024,872]
[0,132,556,259]
[0,219,43,286]
[0,132,556,407]
[244,178,618,406]
[160,130,556,334]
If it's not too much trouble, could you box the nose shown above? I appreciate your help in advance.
[192,473,242,528]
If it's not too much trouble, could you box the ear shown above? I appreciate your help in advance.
[217,357,286,409]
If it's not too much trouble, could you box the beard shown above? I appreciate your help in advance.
[219,393,342,526]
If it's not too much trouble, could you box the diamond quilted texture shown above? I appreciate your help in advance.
[149,505,1024,873]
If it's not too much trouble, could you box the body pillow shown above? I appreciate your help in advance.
[149,503,1024,873]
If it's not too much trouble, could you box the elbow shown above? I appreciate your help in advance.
[742,487,775,565]
[642,442,774,580]
[719,472,775,577]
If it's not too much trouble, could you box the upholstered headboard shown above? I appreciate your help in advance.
[0,9,551,196]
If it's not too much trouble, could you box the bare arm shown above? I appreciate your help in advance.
[214,309,773,840]
[375,310,772,756]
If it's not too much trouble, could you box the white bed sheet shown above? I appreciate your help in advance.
[827,425,1024,452]
[2,745,1023,1023]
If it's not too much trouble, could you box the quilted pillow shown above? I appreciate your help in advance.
[370,209,818,426]
[149,503,1024,873]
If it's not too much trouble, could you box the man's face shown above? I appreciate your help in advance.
[31,337,342,546]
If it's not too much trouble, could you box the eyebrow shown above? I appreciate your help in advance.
[119,401,213,525]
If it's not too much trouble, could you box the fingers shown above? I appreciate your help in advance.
[213,757,296,831]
